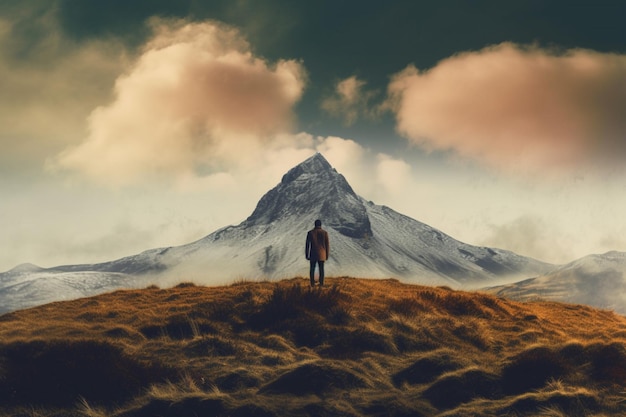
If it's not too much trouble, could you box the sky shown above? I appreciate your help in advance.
[1,0,626,272]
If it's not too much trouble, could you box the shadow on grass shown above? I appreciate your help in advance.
[392,351,463,387]
[122,397,226,417]
[501,346,569,395]
[0,339,173,407]
[423,368,501,410]
[259,362,368,396]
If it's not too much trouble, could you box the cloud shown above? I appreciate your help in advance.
[482,215,573,263]
[375,154,411,195]
[53,19,307,186]
[316,135,366,169]
[321,76,376,125]
[598,232,626,255]
[0,5,128,169]
[387,43,626,175]
[315,135,412,200]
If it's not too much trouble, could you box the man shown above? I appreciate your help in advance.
[305,219,330,287]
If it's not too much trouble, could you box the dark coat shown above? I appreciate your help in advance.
[305,226,329,261]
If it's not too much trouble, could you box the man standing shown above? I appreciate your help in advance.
[305,219,330,287]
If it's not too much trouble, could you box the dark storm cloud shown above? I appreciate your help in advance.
[54,0,299,51]
[14,1,625,72]
[56,0,192,43]
[0,1,128,171]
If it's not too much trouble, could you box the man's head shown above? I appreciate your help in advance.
[314,219,322,227]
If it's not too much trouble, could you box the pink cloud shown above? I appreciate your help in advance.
[321,76,368,125]
[55,19,306,186]
[388,43,626,174]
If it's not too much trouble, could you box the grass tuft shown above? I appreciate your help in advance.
[388,297,427,316]
[260,284,347,318]
[501,346,570,395]
[175,282,197,288]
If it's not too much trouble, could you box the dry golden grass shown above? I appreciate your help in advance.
[0,276,625,416]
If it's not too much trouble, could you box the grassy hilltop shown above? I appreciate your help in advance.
[0,277,625,416]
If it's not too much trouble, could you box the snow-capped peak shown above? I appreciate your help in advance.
[280,153,336,184]
[0,152,556,314]
[245,153,369,238]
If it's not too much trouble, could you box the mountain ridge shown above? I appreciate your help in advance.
[1,153,553,313]
[159,153,553,284]
[485,250,626,314]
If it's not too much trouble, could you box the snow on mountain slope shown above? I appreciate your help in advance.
[154,153,553,285]
[0,153,554,313]
[0,270,151,314]
[485,251,626,314]
[362,201,550,284]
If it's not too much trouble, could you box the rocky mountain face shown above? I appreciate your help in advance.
[0,153,554,313]
[247,154,371,239]
[156,153,553,284]
[486,251,626,314]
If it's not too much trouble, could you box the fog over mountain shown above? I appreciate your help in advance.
[0,153,604,314]
[486,251,626,314]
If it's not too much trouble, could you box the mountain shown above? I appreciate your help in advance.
[0,153,553,313]
[485,251,626,314]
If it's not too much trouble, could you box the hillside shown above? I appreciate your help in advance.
[1,277,625,417]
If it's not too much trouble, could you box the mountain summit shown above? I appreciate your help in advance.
[0,153,553,313]
[247,153,371,238]
[170,153,552,283]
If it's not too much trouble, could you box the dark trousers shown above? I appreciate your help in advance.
[309,260,325,286]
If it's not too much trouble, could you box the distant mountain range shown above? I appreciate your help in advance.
[1,153,624,314]
[486,251,626,314]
